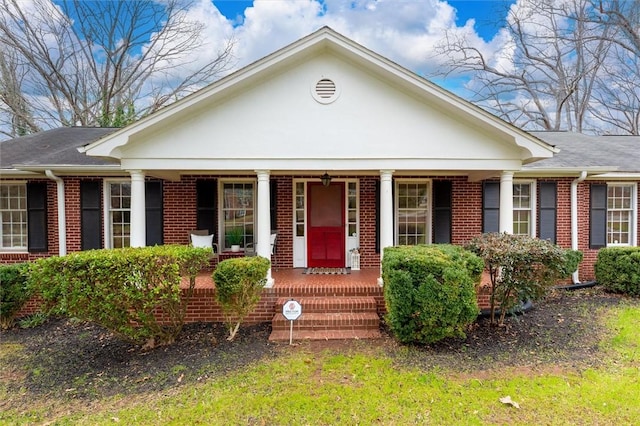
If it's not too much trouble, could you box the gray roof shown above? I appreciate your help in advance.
[527,131,640,173]
[1,128,638,174]
[0,127,118,169]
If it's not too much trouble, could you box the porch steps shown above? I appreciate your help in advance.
[269,293,382,341]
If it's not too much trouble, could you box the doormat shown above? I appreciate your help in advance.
[304,267,349,275]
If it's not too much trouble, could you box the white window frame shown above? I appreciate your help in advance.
[513,180,537,237]
[606,182,637,247]
[394,179,432,245]
[0,182,28,252]
[103,179,132,249]
[218,178,256,251]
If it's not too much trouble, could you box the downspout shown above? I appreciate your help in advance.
[571,171,587,284]
[45,170,66,256]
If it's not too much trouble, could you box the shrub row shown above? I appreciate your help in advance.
[595,247,640,296]
[28,245,210,347]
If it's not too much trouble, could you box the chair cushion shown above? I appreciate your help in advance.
[191,234,214,249]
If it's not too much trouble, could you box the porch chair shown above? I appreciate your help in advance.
[189,230,219,262]
[245,233,277,257]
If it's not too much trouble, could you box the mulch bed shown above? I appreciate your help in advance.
[1,286,633,406]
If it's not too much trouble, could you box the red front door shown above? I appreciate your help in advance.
[307,182,345,268]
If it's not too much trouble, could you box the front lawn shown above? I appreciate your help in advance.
[1,287,639,425]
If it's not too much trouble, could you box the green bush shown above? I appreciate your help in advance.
[28,245,210,347]
[213,256,270,340]
[0,263,31,329]
[466,233,582,326]
[382,244,483,345]
[595,247,640,296]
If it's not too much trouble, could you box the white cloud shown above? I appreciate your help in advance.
[201,0,504,78]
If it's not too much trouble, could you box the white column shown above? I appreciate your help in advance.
[499,171,514,234]
[378,170,394,285]
[129,170,146,247]
[256,170,274,287]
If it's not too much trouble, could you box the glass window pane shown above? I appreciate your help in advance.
[396,182,429,246]
[222,182,255,249]
[0,184,28,249]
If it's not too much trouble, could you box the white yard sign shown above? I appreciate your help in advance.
[282,299,302,344]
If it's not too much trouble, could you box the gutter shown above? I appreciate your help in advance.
[571,171,587,284]
[45,170,66,256]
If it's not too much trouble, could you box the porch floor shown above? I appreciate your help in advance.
[181,267,382,290]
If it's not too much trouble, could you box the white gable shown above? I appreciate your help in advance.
[85,27,555,174]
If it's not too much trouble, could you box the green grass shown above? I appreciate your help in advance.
[3,303,640,425]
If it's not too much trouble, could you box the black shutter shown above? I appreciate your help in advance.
[590,184,607,249]
[538,182,557,243]
[80,180,102,250]
[433,180,452,244]
[270,179,277,232]
[483,182,500,233]
[145,181,163,246]
[26,182,48,252]
[196,179,216,234]
[375,180,380,253]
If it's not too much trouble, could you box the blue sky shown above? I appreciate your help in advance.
[213,0,516,41]
[199,0,519,96]
[44,0,520,96]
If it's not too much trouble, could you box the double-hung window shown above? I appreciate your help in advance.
[0,184,28,250]
[513,181,536,236]
[396,180,430,245]
[106,181,131,248]
[607,183,636,245]
[221,181,255,250]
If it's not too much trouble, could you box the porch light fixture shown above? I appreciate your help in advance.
[321,172,332,187]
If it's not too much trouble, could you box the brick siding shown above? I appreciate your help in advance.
[4,175,640,284]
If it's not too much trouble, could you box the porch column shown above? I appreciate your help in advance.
[129,170,146,248]
[256,170,274,287]
[499,171,514,234]
[378,170,394,286]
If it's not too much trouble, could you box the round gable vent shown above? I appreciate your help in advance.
[312,77,340,104]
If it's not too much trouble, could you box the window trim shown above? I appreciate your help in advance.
[513,180,537,237]
[394,179,432,246]
[606,182,637,247]
[103,179,131,249]
[0,181,28,253]
[218,178,257,251]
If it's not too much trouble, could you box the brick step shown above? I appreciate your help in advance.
[271,312,380,331]
[274,283,383,298]
[269,328,381,341]
[276,296,378,313]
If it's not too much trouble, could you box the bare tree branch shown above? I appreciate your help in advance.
[0,0,235,137]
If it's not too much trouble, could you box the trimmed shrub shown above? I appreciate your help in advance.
[467,233,582,326]
[213,256,271,340]
[595,247,640,296]
[0,263,31,329]
[28,245,210,347]
[382,244,483,345]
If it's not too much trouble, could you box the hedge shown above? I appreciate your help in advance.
[0,263,31,329]
[28,245,210,347]
[595,247,640,296]
[213,256,271,340]
[382,244,483,344]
